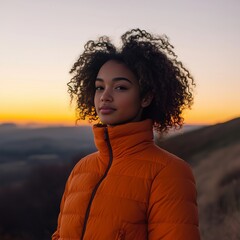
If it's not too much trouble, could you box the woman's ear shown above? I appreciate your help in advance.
[141,93,153,108]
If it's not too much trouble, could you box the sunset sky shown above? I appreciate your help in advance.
[1,0,239,126]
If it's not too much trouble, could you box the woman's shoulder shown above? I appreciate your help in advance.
[150,145,195,182]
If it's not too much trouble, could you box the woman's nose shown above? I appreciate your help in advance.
[100,89,113,102]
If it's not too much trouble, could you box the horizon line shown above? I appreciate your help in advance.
[0,121,211,129]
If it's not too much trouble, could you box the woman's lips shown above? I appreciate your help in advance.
[99,107,116,114]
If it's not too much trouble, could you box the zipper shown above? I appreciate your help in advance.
[81,127,113,240]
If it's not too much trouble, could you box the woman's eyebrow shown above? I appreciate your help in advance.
[96,77,132,84]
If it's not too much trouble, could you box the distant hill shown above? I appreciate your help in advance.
[158,117,240,163]
[0,123,18,129]
[0,124,94,144]
[159,117,240,239]
[0,125,96,160]
[0,125,96,186]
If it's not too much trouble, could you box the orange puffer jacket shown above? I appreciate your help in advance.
[52,119,200,240]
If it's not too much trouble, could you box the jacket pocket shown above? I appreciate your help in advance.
[115,229,125,240]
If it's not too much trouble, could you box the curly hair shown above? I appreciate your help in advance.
[68,28,195,133]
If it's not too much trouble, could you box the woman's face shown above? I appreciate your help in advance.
[94,60,148,125]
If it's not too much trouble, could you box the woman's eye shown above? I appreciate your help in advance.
[95,86,104,91]
[115,86,128,90]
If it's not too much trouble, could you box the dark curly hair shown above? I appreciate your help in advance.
[68,28,195,133]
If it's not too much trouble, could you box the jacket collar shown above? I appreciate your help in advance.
[93,119,154,158]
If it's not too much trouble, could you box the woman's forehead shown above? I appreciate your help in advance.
[96,60,138,84]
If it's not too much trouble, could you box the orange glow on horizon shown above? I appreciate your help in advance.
[1,112,239,127]
[1,97,239,127]
[0,114,92,127]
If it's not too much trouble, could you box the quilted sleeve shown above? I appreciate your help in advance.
[147,158,201,240]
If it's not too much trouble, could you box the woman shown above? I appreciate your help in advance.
[52,28,200,240]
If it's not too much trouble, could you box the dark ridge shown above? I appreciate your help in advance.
[219,168,240,187]
[158,117,240,162]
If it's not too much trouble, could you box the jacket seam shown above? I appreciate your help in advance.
[107,173,153,181]
[148,222,199,226]
[96,192,148,204]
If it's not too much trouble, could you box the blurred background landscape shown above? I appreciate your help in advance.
[0,117,239,239]
[1,0,240,239]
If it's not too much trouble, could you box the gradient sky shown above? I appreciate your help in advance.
[1,0,240,126]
